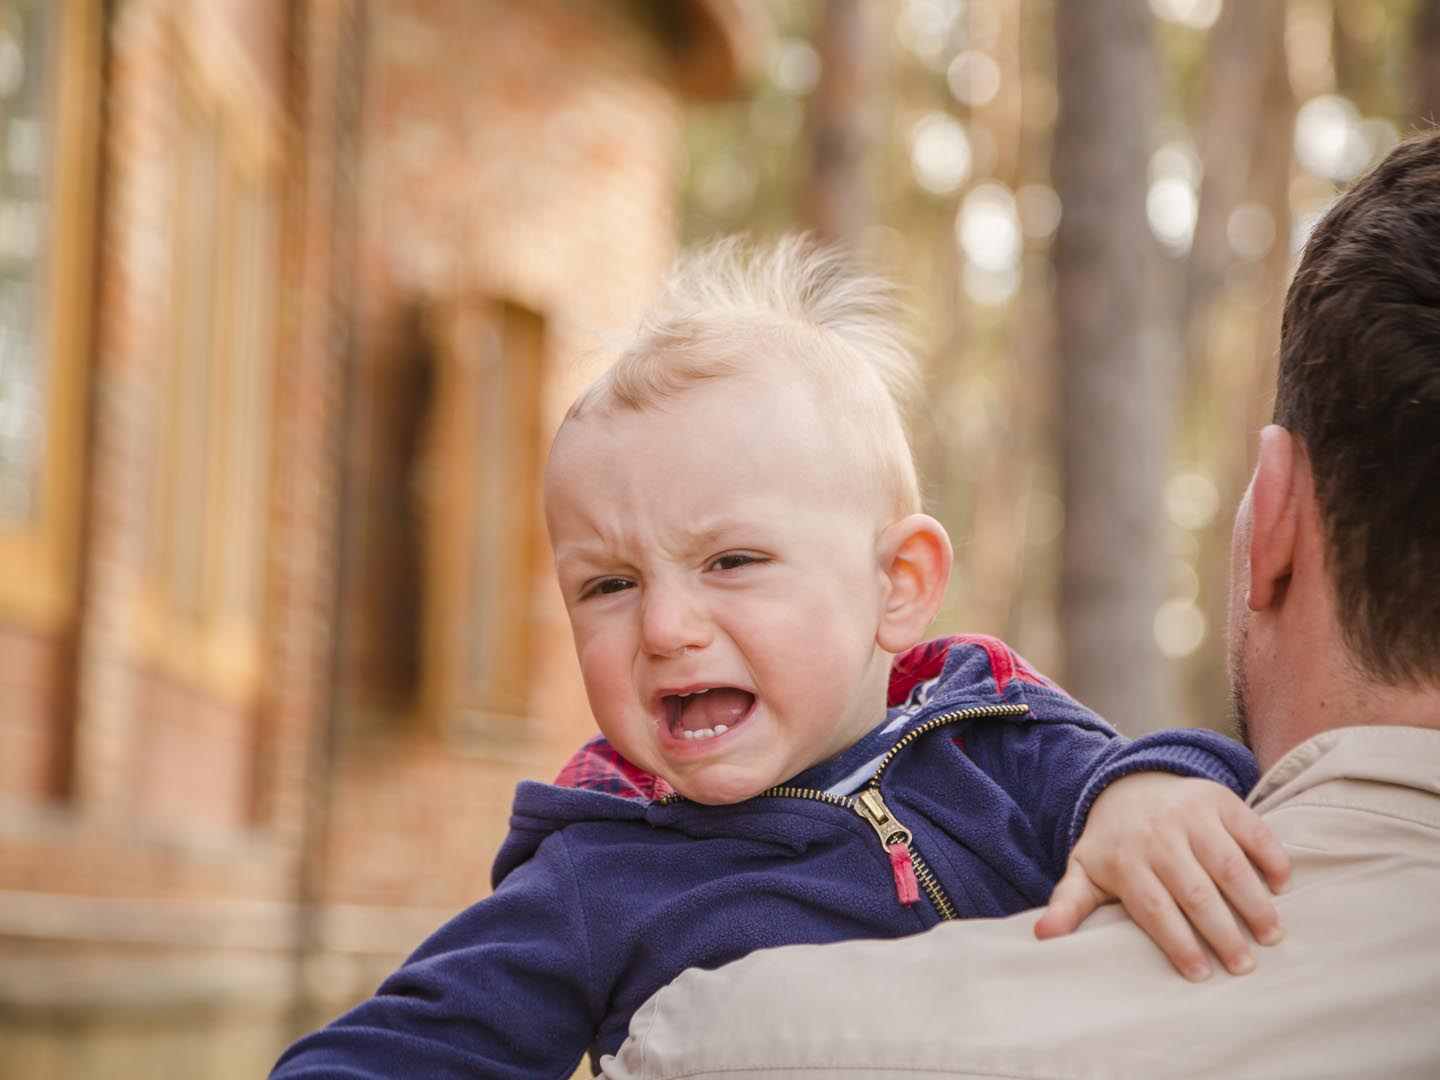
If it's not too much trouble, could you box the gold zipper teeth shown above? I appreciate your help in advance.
[656,702,1031,919]
[658,786,852,808]
[908,849,958,921]
[760,786,853,808]
[868,702,1030,787]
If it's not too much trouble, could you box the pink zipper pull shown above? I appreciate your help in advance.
[856,789,923,908]
[888,841,920,905]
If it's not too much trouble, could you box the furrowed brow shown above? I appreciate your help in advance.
[682,519,761,552]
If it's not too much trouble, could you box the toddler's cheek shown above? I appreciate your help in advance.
[578,663,639,743]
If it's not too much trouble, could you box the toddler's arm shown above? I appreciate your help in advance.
[953,652,1284,980]
[269,832,598,1080]
[1034,771,1290,981]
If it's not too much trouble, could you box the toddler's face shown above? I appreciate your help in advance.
[545,373,895,804]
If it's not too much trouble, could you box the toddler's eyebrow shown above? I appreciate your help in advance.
[556,519,763,567]
[553,543,622,571]
[680,518,766,552]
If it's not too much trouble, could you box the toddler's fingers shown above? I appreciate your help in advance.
[1114,867,1212,982]
[1154,847,1255,977]
[1191,823,1284,949]
[1034,860,1104,940]
[1222,798,1292,894]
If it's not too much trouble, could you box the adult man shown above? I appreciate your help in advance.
[601,134,1440,1079]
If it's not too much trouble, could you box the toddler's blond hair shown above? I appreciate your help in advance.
[568,234,923,517]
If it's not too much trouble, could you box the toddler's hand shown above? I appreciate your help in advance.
[1032,773,1291,981]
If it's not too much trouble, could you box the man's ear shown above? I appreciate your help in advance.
[1247,425,1300,612]
[876,514,953,653]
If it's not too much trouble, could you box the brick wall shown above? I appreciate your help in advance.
[0,0,734,1075]
[0,1,354,1075]
[0,625,66,803]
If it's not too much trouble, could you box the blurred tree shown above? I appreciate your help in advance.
[804,0,879,245]
[1053,0,1173,733]
[1185,1,1290,343]
[1417,0,1440,122]
[1335,0,1392,116]
[680,0,1424,736]
[1180,0,1293,736]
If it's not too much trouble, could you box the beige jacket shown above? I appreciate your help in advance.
[601,726,1440,1079]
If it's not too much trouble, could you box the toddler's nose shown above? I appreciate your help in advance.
[640,586,712,658]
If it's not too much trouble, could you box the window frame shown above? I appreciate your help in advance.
[0,0,102,631]
[130,18,286,704]
[417,298,548,738]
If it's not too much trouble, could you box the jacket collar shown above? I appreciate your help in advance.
[1250,725,1440,822]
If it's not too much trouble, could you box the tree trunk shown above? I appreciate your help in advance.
[1053,0,1172,733]
[1416,0,1440,125]
[1185,1,1288,342]
[804,0,874,248]
[1182,4,1293,736]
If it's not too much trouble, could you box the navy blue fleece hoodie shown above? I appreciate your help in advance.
[271,636,1257,1079]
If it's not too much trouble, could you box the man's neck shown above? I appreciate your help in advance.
[1258,673,1440,773]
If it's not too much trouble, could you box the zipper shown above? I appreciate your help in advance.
[865,702,1029,787]
[656,702,1031,920]
[854,788,923,908]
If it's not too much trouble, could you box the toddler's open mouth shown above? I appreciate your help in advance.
[662,687,755,741]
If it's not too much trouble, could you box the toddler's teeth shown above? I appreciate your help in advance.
[682,730,695,741]
[714,724,728,734]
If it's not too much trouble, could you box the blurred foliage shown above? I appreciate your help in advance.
[677,0,1431,729]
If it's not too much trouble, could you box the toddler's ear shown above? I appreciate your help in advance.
[875,514,953,653]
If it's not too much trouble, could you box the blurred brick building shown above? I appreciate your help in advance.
[0,1,756,1076]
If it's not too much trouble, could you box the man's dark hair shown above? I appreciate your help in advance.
[1275,131,1440,685]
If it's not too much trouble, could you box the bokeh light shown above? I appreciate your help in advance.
[1164,470,1221,531]
[1293,94,1369,181]
[957,182,1022,305]
[1146,141,1201,255]
[1148,0,1223,31]
[909,111,973,195]
[1147,178,1196,255]
[1225,202,1276,263]
[772,38,821,96]
[896,0,963,69]
[947,50,1001,109]
[1154,599,1207,658]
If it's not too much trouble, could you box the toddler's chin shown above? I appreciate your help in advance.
[670,765,771,806]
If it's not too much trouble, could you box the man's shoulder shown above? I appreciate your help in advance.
[603,830,1440,1080]
[601,723,1440,1080]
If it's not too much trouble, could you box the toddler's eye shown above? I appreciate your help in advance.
[709,553,761,572]
[581,577,634,600]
